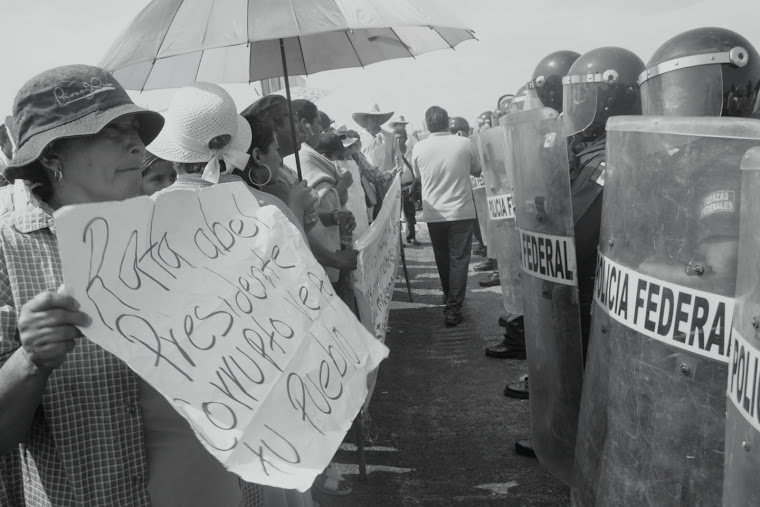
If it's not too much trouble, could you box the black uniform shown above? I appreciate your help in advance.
[570,136,606,355]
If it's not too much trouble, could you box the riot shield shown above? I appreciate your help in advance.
[724,145,760,507]
[470,134,489,246]
[509,107,584,485]
[479,125,523,316]
[573,116,760,507]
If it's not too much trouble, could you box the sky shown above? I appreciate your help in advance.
[2,0,760,132]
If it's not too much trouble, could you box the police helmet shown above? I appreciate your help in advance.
[496,94,515,117]
[507,85,528,114]
[449,116,471,136]
[639,27,760,117]
[563,47,645,137]
[477,111,493,129]
[527,50,581,113]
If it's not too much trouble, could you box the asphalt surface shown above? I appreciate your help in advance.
[314,226,570,506]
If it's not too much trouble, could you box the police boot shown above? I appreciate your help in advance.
[515,438,536,458]
[479,271,501,287]
[504,375,529,399]
[474,258,497,271]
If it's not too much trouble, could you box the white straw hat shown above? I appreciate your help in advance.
[352,103,394,129]
[148,82,251,183]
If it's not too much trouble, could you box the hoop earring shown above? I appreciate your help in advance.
[247,163,272,187]
[53,169,63,182]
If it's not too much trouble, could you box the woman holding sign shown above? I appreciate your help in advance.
[0,66,263,506]
[285,100,359,287]
[242,96,361,284]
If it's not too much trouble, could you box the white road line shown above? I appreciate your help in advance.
[332,463,414,475]
[474,482,519,495]
[339,444,399,452]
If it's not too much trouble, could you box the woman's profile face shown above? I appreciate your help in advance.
[57,114,146,203]
[304,114,324,148]
[275,113,298,157]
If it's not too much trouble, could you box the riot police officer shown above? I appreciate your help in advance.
[463,115,501,276]
[451,116,488,261]
[499,53,583,399]
[505,51,581,421]
[564,46,645,351]
[573,28,760,506]
[496,94,515,121]
[477,111,493,132]
[485,85,543,364]
[449,116,471,137]
[507,85,528,116]
[512,48,645,470]
[479,98,505,288]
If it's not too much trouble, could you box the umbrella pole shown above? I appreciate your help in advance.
[280,38,303,181]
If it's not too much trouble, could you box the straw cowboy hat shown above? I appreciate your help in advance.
[352,103,394,129]
[389,115,410,129]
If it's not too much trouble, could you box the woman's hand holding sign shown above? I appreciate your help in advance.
[18,287,91,374]
[0,286,91,454]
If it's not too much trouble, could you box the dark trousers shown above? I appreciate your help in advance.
[427,219,474,314]
[401,187,417,240]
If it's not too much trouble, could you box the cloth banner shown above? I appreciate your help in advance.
[54,182,389,492]
[353,174,402,344]
[353,175,401,410]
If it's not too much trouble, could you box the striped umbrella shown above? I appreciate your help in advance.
[100,0,476,176]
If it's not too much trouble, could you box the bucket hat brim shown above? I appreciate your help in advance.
[5,104,164,182]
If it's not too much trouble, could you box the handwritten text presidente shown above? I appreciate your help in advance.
[55,182,388,490]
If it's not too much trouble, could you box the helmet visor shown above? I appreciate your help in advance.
[524,86,544,110]
[640,65,723,116]
[509,95,526,114]
[563,82,599,135]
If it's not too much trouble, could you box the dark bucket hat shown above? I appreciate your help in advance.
[5,64,164,182]
[316,132,357,156]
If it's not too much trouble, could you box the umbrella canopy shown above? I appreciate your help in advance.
[100,0,475,91]
[271,86,332,103]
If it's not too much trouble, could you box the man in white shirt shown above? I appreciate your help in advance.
[353,104,397,176]
[412,106,481,326]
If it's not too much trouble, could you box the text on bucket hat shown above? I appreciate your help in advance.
[147,82,251,184]
[4,64,164,182]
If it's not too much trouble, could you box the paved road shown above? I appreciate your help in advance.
[315,227,570,506]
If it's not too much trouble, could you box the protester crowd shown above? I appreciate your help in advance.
[0,59,404,505]
[0,18,758,507]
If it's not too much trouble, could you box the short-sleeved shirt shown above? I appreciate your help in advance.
[0,180,263,507]
[412,132,478,223]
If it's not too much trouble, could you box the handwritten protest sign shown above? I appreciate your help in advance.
[54,182,389,491]
[353,175,402,344]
